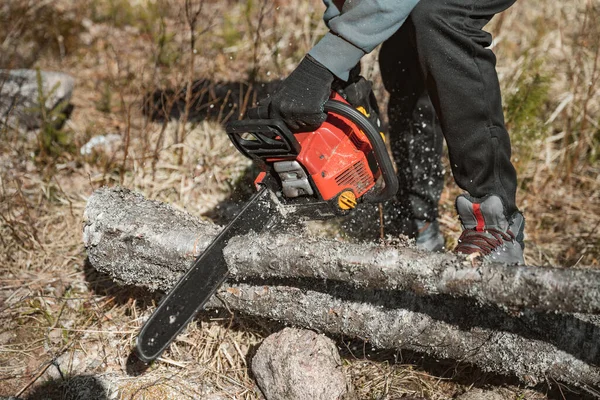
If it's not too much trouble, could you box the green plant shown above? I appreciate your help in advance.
[95,81,112,113]
[222,13,244,49]
[91,0,137,28]
[34,70,73,159]
[503,57,551,176]
[91,0,169,33]
[155,17,179,67]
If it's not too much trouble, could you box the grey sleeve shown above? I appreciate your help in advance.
[309,0,420,81]
[322,0,342,25]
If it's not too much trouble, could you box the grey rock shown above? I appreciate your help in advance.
[0,69,74,129]
[45,347,98,381]
[0,330,15,345]
[456,388,509,400]
[251,328,355,400]
[80,133,122,156]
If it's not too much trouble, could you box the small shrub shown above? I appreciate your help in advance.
[35,70,73,159]
[95,81,113,113]
[91,0,139,28]
[154,17,179,67]
[504,57,551,174]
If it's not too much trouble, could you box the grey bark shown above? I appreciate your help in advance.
[224,233,600,315]
[251,328,356,400]
[83,186,220,291]
[83,187,600,387]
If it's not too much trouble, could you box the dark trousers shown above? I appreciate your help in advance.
[379,0,519,232]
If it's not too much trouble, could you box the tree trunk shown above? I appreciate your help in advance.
[83,187,600,387]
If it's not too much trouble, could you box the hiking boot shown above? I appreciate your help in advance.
[455,194,525,265]
[414,219,445,252]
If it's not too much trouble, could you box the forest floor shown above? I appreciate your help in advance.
[0,0,598,399]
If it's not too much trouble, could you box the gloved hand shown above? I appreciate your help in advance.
[264,55,335,131]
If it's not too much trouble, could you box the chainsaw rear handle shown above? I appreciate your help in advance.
[245,101,398,203]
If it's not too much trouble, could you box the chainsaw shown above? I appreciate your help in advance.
[135,90,399,363]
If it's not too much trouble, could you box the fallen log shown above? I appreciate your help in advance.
[84,187,600,314]
[224,233,600,315]
[205,283,600,387]
[83,187,600,387]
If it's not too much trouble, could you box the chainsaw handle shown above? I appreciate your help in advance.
[323,100,399,204]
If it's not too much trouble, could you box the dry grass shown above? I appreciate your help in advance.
[0,0,598,399]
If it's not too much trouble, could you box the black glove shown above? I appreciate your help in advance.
[265,55,334,131]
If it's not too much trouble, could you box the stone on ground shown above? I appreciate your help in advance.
[0,69,74,129]
[251,328,355,400]
[456,387,509,400]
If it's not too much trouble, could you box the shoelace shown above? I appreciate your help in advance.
[455,228,515,255]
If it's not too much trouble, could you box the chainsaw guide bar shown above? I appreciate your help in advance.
[136,187,276,363]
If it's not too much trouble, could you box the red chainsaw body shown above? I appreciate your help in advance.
[263,94,378,202]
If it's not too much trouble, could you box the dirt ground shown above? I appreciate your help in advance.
[0,0,598,399]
